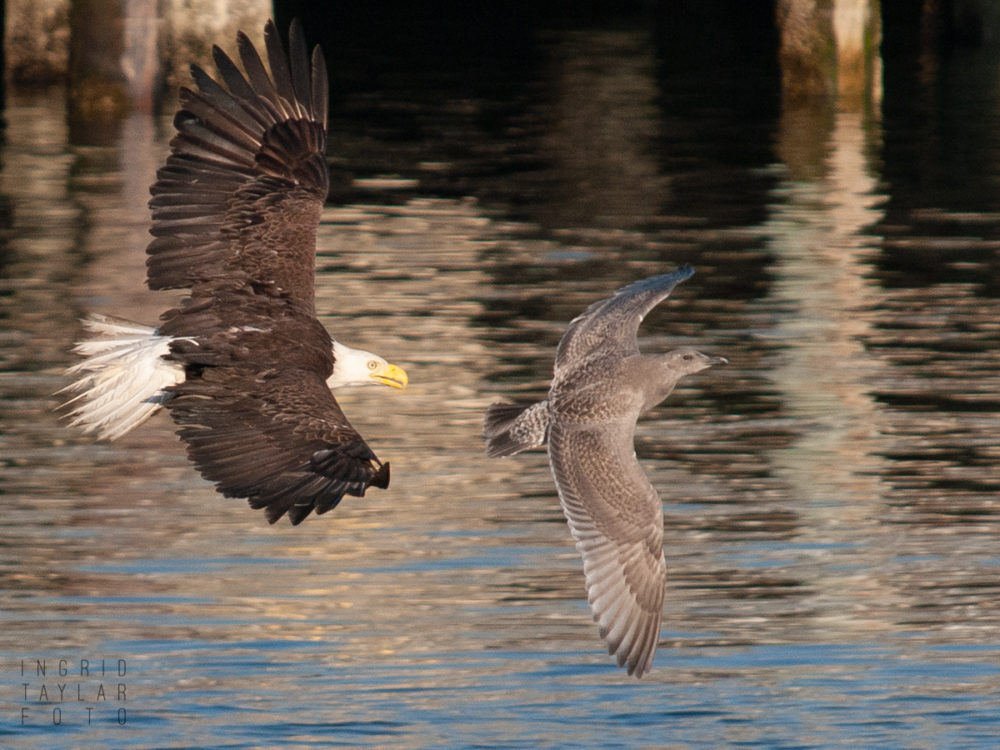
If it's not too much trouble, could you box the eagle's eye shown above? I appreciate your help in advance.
[367,360,379,370]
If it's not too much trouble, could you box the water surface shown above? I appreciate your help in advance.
[2,19,1000,750]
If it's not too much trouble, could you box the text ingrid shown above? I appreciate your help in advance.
[18,658,128,726]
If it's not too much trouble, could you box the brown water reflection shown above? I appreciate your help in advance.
[2,25,1000,749]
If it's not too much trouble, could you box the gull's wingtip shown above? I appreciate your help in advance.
[613,264,695,298]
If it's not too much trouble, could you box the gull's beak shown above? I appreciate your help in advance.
[370,362,408,389]
[708,356,728,366]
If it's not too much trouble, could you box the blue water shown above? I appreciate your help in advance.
[7,642,999,748]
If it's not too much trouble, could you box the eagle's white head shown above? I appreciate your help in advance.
[328,341,408,390]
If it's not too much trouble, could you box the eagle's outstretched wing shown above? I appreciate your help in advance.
[147,19,329,313]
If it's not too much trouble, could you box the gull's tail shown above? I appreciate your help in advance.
[482,400,550,458]
[58,315,184,440]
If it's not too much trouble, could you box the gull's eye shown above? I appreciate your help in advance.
[682,353,693,361]
[367,360,379,370]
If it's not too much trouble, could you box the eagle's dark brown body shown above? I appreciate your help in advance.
[144,21,390,524]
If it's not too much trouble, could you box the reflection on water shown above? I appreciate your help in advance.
[2,20,1000,749]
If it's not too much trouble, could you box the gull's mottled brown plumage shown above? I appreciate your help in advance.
[484,266,726,676]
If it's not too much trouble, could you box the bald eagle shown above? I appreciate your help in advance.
[60,20,407,525]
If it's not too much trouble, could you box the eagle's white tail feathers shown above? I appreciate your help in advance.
[59,315,184,440]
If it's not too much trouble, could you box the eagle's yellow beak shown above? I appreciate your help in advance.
[370,362,408,390]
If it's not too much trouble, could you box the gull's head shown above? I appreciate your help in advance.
[664,346,728,377]
[328,341,409,390]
